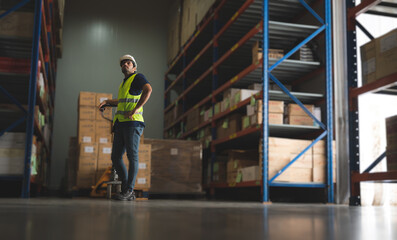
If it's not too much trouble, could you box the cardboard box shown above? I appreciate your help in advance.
[98,143,112,161]
[248,83,263,90]
[287,115,314,126]
[221,97,231,113]
[240,165,261,182]
[269,83,292,91]
[226,150,258,173]
[79,92,96,106]
[213,160,227,183]
[77,156,97,172]
[360,40,376,85]
[96,93,113,106]
[77,120,95,138]
[227,171,240,184]
[78,132,95,144]
[95,120,112,135]
[186,108,200,131]
[0,11,34,38]
[214,102,221,115]
[269,113,283,125]
[96,107,112,121]
[79,143,98,158]
[96,134,112,144]
[216,113,241,139]
[375,28,397,80]
[287,104,314,116]
[232,89,260,106]
[312,166,336,183]
[242,115,251,130]
[78,106,96,120]
[270,167,312,182]
[269,101,284,113]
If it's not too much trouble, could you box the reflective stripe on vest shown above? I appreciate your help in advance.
[113,74,144,124]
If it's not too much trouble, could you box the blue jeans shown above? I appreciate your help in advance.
[111,124,144,192]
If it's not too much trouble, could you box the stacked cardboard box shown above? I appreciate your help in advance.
[245,100,284,129]
[144,138,202,193]
[286,103,315,126]
[291,44,314,61]
[186,107,201,131]
[386,115,397,170]
[361,28,397,85]
[226,150,258,184]
[259,137,336,183]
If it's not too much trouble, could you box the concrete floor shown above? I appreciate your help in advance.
[0,199,396,240]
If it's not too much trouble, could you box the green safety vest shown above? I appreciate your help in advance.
[113,74,144,124]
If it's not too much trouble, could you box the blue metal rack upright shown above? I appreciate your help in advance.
[262,0,334,203]
[0,0,59,197]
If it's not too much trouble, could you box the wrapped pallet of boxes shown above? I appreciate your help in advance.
[386,115,397,171]
[144,139,202,194]
[76,142,98,188]
[286,103,315,126]
[216,113,242,140]
[227,150,258,184]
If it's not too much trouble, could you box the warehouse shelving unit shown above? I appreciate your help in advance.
[347,0,397,206]
[164,0,334,202]
[0,0,61,197]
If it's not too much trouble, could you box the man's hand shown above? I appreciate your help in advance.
[124,108,137,120]
[98,100,108,109]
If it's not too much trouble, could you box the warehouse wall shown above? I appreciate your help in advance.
[50,0,169,189]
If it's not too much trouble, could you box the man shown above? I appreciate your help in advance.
[98,54,152,201]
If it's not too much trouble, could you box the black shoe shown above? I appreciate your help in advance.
[114,190,135,201]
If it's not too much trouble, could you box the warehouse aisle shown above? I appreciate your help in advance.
[0,199,396,240]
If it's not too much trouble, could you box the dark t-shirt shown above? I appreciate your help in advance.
[114,72,150,129]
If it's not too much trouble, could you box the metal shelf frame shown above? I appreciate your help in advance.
[164,0,334,203]
[0,0,57,197]
[347,0,397,206]
[263,0,333,203]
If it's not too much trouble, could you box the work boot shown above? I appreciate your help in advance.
[114,190,135,201]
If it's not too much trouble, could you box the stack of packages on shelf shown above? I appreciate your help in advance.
[286,103,315,126]
[0,133,26,175]
[252,41,284,64]
[259,138,336,183]
[386,115,397,171]
[361,28,397,85]
[0,132,43,179]
[74,91,151,190]
[227,150,259,184]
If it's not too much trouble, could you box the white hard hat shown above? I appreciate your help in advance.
[119,54,137,68]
